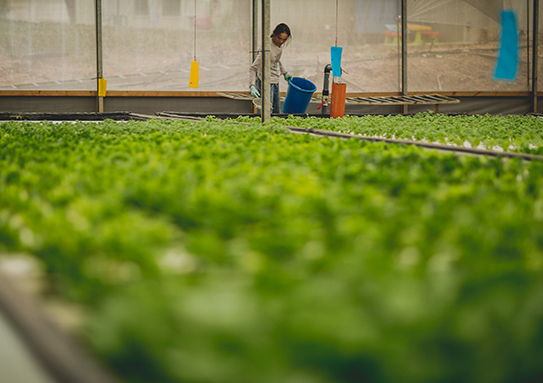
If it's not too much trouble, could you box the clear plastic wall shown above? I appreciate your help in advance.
[271,0,401,93]
[0,0,253,91]
[0,0,540,94]
[406,0,532,92]
[0,0,96,90]
[101,0,252,91]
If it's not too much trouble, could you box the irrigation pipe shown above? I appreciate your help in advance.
[287,126,543,162]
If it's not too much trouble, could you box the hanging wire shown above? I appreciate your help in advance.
[193,0,197,60]
[335,0,338,46]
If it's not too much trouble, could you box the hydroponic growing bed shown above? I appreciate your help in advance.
[1,114,543,383]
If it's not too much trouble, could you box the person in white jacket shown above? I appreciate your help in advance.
[249,23,293,113]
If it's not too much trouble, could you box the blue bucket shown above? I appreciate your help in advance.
[282,77,317,114]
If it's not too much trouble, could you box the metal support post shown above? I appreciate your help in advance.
[261,0,271,123]
[95,0,104,113]
[533,0,539,113]
[528,0,531,90]
[401,0,408,114]
[252,0,258,62]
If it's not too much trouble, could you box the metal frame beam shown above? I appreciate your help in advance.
[252,0,258,63]
[261,0,271,122]
[95,0,103,113]
[401,0,408,113]
[534,0,539,113]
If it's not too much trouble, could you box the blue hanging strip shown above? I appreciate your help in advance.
[331,46,343,78]
[494,9,519,81]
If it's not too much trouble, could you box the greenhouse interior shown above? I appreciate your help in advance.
[2,1,543,383]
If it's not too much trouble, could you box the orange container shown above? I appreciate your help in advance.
[330,82,346,118]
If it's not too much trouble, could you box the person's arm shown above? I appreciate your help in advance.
[249,53,262,97]
[279,61,292,81]
[278,60,287,77]
[249,53,261,87]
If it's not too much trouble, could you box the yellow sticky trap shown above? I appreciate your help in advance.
[98,78,107,97]
[189,60,199,88]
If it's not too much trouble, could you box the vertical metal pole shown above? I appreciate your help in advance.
[528,0,531,90]
[261,0,271,123]
[397,0,401,93]
[533,0,539,113]
[252,0,258,62]
[95,0,104,113]
[401,0,408,113]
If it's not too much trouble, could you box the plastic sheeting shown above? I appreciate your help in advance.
[0,0,540,94]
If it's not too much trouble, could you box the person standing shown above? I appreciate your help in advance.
[249,23,293,114]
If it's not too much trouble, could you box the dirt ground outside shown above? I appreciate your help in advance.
[0,39,537,94]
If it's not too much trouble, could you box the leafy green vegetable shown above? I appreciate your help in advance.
[268,113,543,154]
[1,118,543,383]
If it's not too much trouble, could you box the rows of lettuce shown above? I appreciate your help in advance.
[1,118,543,383]
[266,113,543,154]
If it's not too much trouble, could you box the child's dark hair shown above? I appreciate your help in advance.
[271,23,291,40]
